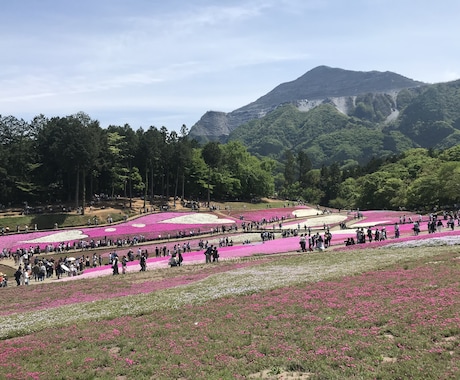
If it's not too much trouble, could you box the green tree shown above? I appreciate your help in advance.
[357,172,405,209]
[437,162,460,206]
[201,141,222,205]
[331,177,360,209]
[0,115,40,204]
[36,113,100,209]
[220,141,274,200]
[297,150,312,187]
[406,175,440,210]
[300,169,323,204]
[104,124,140,208]
[283,149,296,187]
[319,162,341,204]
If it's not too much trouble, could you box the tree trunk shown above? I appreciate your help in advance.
[166,171,170,203]
[174,167,179,207]
[82,168,86,216]
[182,173,185,200]
[144,166,148,212]
[67,171,72,203]
[207,167,211,207]
[129,162,132,209]
[75,168,80,211]
[150,166,154,200]
[161,173,165,202]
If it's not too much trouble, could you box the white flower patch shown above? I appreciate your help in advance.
[132,223,146,228]
[292,209,322,218]
[330,228,362,235]
[22,230,88,244]
[350,220,390,228]
[104,228,116,232]
[160,213,235,225]
[384,236,460,249]
[282,214,347,230]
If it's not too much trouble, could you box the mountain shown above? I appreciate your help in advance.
[227,79,460,167]
[188,66,425,143]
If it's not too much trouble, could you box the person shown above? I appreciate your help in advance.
[139,252,147,271]
[14,266,22,286]
[299,234,306,252]
[112,254,119,275]
[23,269,30,285]
[127,250,134,261]
[121,255,127,274]
[0,272,6,287]
[204,246,213,263]
[316,235,325,251]
[55,261,63,279]
[169,254,178,267]
[345,237,355,246]
[212,246,219,262]
[177,251,183,266]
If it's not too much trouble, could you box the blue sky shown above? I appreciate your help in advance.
[1,0,459,132]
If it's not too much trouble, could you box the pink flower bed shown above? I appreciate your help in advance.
[0,211,238,252]
[224,206,310,223]
[346,210,456,238]
[63,214,460,281]
[352,210,421,225]
[61,235,304,281]
[0,260,271,316]
[4,207,460,281]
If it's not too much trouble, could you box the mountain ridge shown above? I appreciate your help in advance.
[188,65,425,143]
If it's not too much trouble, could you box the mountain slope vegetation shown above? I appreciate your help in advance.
[227,81,460,167]
[189,65,425,144]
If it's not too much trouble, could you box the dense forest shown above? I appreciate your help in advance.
[0,112,274,210]
[2,111,460,213]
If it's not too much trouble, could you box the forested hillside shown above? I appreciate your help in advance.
[275,146,460,211]
[2,78,460,212]
[189,66,424,143]
[0,114,274,208]
[228,103,417,167]
[228,81,460,168]
[2,110,460,212]
[397,80,460,147]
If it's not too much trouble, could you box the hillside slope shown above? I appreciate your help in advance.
[189,65,424,143]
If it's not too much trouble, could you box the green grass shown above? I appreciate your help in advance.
[0,210,130,231]
[219,199,289,210]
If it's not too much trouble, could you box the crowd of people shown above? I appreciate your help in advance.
[5,206,460,286]
[299,230,333,252]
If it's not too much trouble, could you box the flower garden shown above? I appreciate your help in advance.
[0,206,459,379]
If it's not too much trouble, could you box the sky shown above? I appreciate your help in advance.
[1,0,460,132]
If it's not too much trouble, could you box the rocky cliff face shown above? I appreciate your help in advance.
[189,66,424,143]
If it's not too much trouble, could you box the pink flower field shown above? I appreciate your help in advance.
[3,207,460,278]
[1,206,459,296]
[64,237,305,280]
[1,207,460,379]
[223,205,311,223]
[0,211,238,252]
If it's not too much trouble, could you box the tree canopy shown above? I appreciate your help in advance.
[0,114,275,208]
[3,109,460,213]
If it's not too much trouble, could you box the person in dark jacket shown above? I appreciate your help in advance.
[14,266,22,286]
